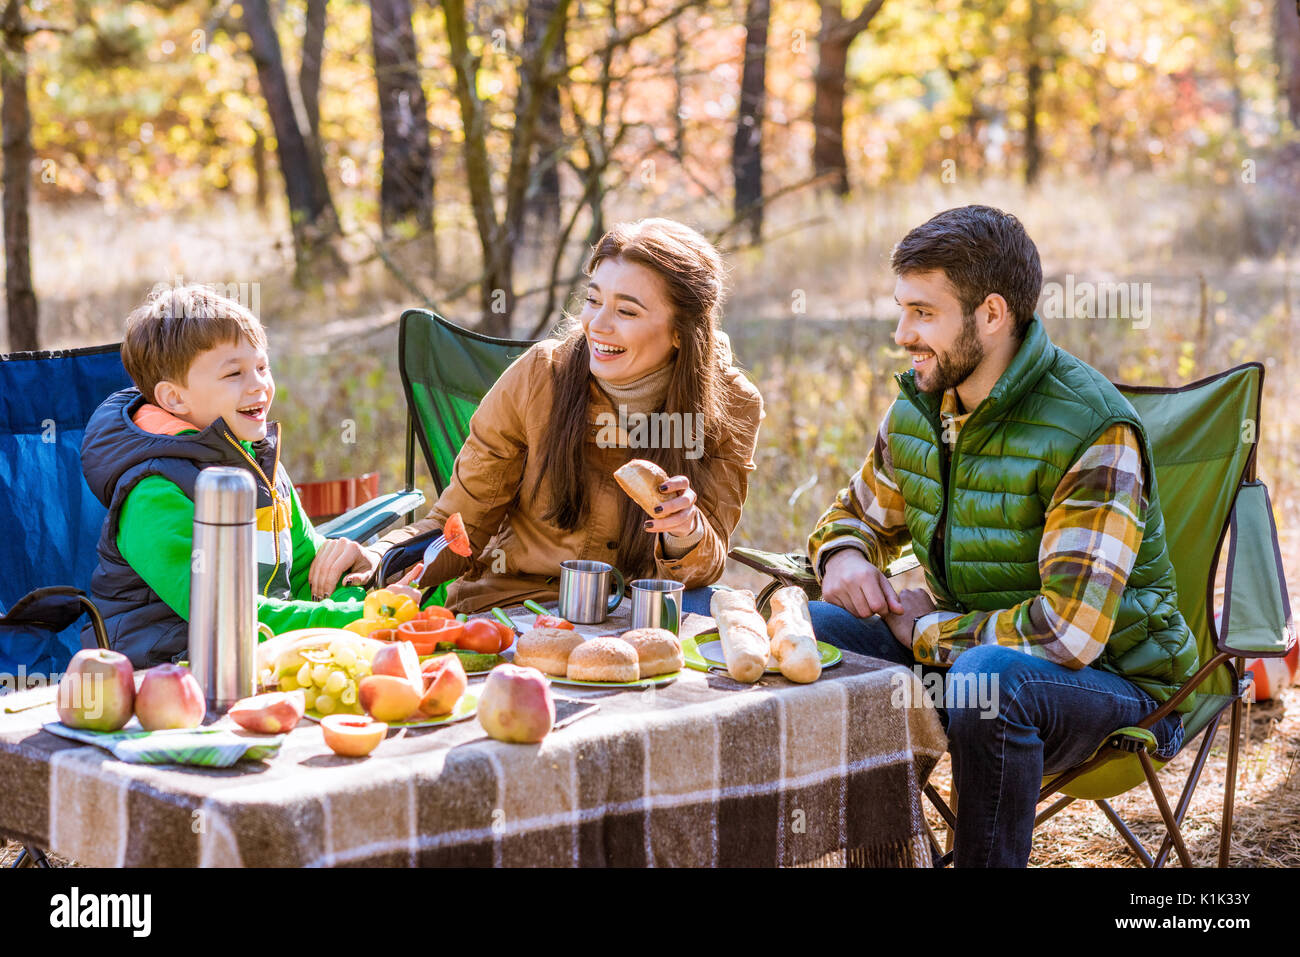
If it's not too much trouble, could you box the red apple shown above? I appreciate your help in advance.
[134,664,206,731]
[477,664,554,743]
[228,690,305,734]
[57,649,136,732]
[320,714,387,757]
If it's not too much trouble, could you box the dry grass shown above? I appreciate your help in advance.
[921,685,1300,867]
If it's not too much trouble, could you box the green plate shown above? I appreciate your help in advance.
[546,671,680,689]
[681,633,842,674]
[303,691,478,728]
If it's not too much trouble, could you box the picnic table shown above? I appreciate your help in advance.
[0,604,947,867]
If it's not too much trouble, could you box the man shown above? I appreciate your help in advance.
[807,205,1198,867]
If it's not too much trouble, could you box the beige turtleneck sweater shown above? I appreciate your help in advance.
[594,363,705,558]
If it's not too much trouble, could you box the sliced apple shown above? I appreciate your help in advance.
[228,690,306,734]
[320,714,387,757]
[417,653,468,717]
[370,641,423,687]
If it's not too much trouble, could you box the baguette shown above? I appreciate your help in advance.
[765,586,822,683]
[613,459,673,517]
[710,589,769,683]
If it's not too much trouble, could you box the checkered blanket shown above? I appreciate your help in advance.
[0,614,946,867]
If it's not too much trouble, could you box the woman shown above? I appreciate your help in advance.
[375,218,764,615]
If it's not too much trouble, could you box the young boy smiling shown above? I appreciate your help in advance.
[81,285,378,668]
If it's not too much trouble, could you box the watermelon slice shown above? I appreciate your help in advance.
[444,512,472,557]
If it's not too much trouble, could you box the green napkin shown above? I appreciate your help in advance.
[43,722,283,767]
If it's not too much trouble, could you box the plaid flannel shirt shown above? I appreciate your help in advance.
[808,391,1146,669]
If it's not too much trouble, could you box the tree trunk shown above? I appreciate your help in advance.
[1277,0,1300,129]
[241,0,342,278]
[2,0,37,352]
[370,0,434,235]
[301,0,326,144]
[524,0,565,242]
[812,0,884,196]
[1023,0,1042,187]
[812,1,849,195]
[732,0,770,243]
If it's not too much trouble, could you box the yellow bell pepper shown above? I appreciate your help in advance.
[343,588,418,636]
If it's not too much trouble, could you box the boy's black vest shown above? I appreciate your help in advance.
[80,389,291,668]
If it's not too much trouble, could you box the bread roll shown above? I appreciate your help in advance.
[710,589,769,683]
[514,627,585,676]
[566,636,641,683]
[613,459,673,517]
[619,627,685,678]
[766,586,822,683]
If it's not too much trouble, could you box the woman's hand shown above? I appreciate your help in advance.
[308,539,380,600]
[641,474,700,538]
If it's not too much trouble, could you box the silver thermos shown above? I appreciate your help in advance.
[189,466,257,711]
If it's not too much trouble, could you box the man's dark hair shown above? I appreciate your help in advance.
[890,205,1043,340]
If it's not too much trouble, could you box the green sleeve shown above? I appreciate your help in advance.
[118,475,366,634]
[263,476,365,631]
[285,476,328,602]
[117,476,197,620]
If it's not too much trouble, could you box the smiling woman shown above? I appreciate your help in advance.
[376,219,766,614]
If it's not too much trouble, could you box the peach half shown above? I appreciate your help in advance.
[320,714,388,757]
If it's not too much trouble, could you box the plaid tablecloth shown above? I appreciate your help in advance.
[0,611,947,867]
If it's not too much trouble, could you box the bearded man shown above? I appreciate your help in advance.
[807,205,1198,867]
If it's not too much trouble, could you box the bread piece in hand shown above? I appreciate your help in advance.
[614,459,673,517]
[710,589,770,683]
[766,586,822,683]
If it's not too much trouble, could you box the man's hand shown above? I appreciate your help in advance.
[821,549,904,618]
[309,539,380,600]
[882,588,939,648]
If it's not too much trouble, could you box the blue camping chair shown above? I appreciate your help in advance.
[1,342,422,868]
[0,344,130,680]
[0,343,424,684]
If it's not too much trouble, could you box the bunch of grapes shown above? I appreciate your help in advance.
[277,640,373,715]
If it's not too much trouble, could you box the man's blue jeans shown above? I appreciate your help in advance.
[809,600,1185,867]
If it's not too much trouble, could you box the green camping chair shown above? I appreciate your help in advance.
[741,362,1294,867]
[377,309,540,583]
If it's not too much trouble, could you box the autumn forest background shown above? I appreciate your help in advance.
[2,0,1298,578]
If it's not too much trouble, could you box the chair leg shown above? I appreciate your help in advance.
[1219,678,1247,868]
[1138,750,1194,868]
[1096,800,1155,866]
[1034,794,1075,827]
[11,844,51,868]
[1152,711,1225,868]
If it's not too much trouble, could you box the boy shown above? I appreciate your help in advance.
[81,285,379,668]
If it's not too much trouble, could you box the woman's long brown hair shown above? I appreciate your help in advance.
[531,219,746,580]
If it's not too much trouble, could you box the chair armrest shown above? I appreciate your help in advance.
[316,489,427,544]
[377,527,445,586]
[1219,480,1295,658]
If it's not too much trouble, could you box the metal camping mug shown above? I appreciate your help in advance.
[558,560,625,624]
[630,579,684,635]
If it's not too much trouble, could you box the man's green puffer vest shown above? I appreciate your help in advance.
[887,317,1199,713]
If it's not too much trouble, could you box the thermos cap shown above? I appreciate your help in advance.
[194,466,256,524]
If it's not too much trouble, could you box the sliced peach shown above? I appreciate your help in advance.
[228,690,306,734]
[359,674,422,723]
[417,653,467,717]
[320,714,387,757]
